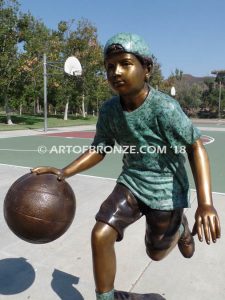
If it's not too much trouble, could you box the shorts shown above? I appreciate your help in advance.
[95,184,183,248]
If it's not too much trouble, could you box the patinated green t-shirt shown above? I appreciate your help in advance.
[92,87,201,210]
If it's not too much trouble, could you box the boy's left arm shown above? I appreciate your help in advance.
[186,138,221,244]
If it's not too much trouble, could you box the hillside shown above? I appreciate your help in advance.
[180,74,214,86]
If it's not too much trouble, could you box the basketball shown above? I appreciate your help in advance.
[4,173,76,244]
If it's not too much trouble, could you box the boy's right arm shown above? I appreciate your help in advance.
[31,149,105,180]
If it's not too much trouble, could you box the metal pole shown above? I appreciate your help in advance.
[43,53,48,132]
[82,93,85,117]
[82,78,85,117]
[218,80,222,119]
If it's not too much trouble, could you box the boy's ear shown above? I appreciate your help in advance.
[147,63,153,75]
[145,65,152,81]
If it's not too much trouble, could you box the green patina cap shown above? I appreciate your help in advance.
[104,32,151,59]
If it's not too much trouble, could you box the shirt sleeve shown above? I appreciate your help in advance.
[158,100,201,149]
[91,106,115,153]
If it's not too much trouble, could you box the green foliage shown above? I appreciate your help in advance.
[0,0,22,122]
[5,0,225,125]
[0,2,164,124]
[202,82,225,112]
[0,113,97,130]
[149,55,164,89]
[161,68,225,117]
[177,83,203,109]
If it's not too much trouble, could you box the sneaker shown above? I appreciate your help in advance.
[178,214,195,258]
[114,290,166,299]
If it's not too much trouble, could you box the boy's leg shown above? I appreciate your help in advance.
[145,209,194,261]
[91,221,118,293]
[92,184,142,299]
[178,214,195,258]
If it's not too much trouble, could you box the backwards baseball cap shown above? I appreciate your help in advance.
[104,32,152,59]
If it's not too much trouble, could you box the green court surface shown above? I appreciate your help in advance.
[0,128,224,300]
[0,135,123,179]
[0,130,224,193]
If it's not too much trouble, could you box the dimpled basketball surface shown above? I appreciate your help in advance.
[4,173,76,244]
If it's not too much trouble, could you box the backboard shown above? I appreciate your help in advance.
[64,56,82,76]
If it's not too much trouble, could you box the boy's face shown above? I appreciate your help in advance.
[105,52,149,96]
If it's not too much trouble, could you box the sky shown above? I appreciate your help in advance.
[18,0,225,79]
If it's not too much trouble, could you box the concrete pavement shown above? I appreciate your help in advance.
[0,123,224,300]
[0,125,96,139]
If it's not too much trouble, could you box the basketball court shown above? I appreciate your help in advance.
[0,121,224,299]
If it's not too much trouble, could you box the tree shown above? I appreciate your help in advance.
[174,68,183,81]
[0,0,21,123]
[1,4,165,123]
[18,13,53,115]
[201,77,225,113]
[51,18,110,119]
[149,55,164,89]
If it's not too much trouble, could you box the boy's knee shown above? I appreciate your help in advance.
[145,235,175,261]
[146,243,173,261]
[91,222,118,248]
[146,249,164,261]
[91,226,105,247]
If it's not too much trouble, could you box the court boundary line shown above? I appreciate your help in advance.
[1,163,224,195]
[43,135,93,140]
[0,149,37,152]
[201,135,215,145]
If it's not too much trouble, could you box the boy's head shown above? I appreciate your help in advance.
[104,32,153,71]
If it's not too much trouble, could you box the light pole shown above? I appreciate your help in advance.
[43,54,48,132]
[43,54,64,132]
[211,69,225,119]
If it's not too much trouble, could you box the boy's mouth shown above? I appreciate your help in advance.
[113,80,125,87]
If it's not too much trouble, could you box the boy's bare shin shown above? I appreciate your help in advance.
[91,222,118,293]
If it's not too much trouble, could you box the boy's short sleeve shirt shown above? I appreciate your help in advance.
[92,88,201,210]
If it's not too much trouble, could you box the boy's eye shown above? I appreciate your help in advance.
[106,64,114,70]
[122,61,132,66]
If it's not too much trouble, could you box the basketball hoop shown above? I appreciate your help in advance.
[64,56,82,76]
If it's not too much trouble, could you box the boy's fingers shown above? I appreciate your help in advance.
[30,167,64,180]
[202,217,210,244]
[209,217,217,243]
[196,218,203,242]
[197,226,203,242]
[215,217,221,238]
[56,172,65,181]
[31,167,49,174]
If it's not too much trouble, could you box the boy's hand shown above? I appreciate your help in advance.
[192,205,221,244]
[31,166,64,181]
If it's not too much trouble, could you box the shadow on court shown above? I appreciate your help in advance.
[0,124,224,299]
[0,257,35,295]
[51,269,84,300]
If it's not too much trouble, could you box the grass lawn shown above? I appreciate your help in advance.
[0,114,97,131]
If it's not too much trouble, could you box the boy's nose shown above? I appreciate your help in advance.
[114,64,122,75]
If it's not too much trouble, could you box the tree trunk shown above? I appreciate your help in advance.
[96,97,99,116]
[64,99,69,120]
[33,99,36,114]
[36,97,40,114]
[19,104,22,116]
[6,115,14,125]
[5,98,14,125]
[82,93,85,117]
